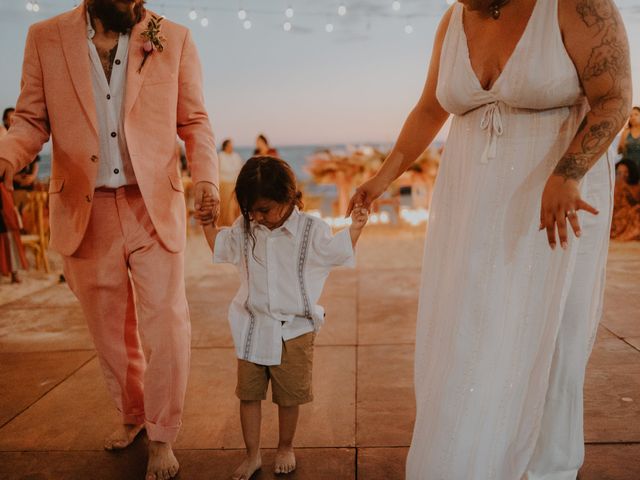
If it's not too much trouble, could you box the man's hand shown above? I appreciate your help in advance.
[193,181,220,225]
[0,159,15,190]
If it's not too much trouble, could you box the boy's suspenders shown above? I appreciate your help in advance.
[297,216,315,328]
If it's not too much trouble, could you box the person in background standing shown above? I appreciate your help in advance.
[0,126,27,283]
[218,138,243,226]
[618,106,640,173]
[254,133,279,158]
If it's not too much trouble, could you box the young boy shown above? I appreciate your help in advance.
[198,156,368,479]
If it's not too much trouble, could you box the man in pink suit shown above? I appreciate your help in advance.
[0,0,219,478]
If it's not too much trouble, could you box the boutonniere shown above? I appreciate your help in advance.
[138,15,166,73]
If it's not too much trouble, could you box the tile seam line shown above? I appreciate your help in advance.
[0,353,97,430]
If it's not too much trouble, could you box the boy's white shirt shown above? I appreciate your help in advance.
[213,208,355,365]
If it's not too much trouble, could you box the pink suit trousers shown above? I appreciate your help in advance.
[63,186,190,443]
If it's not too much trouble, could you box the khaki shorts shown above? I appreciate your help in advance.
[236,332,315,406]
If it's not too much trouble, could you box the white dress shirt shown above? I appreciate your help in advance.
[213,208,355,365]
[86,12,137,188]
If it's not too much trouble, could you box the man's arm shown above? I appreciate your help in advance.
[0,26,51,188]
[176,28,220,221]
[176,28,218,187]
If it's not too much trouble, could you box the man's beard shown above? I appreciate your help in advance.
[88,0,145,34]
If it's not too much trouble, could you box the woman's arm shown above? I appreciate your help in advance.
[540,0,632,248]
[347,7,453,213]
[557,0,632,179]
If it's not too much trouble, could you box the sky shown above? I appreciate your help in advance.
[1,0,640,149]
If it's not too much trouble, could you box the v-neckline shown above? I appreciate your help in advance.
[460,0,540,93]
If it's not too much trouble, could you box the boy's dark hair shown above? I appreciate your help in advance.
[235,156,304,255]
[221,138,232,151]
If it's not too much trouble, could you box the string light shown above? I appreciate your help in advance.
[243,19,252,29]
[200,17,209,27]
[283,21,292,32]
[32,1,40,12]
[392,1,401,11]
[285,6,294,18]
[338,4,347,16]
[238,8,247,20]
[325,23,334,33]
[404,23,413,34]
[25,1,33,11]
[188,8,197,20]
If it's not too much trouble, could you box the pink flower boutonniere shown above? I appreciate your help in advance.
[138,15,166,73]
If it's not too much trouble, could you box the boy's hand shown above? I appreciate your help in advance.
[195,192,217,226]
[350,206,369,230]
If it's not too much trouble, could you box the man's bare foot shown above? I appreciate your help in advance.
[274,446,296,475]
[104,424,145,450]
[146,441,179,480]
[231,453,262,480]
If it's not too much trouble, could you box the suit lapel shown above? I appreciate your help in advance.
[124,10,151,118]
[58,5,98,136]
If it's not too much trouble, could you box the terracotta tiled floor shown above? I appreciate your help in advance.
[1,231,638,479]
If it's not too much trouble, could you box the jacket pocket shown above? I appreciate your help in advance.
[169,175,184,192]
[48,177,65,194]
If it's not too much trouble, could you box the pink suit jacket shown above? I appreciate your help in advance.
[0,5,219,256]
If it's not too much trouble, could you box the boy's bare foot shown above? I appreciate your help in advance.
[231,453,262,480]
[146,441,179,480]
[103,424,145,450]
[274,446,296,474]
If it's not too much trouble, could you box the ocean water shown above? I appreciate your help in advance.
[36,143,395,197]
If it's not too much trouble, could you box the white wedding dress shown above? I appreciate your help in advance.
[406,1,614,479]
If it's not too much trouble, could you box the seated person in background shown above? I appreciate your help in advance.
[611,159,640,241]
[4,108,41,211]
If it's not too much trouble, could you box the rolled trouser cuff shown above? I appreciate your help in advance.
[145,420,181,443]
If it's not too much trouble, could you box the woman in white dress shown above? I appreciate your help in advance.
[348,0,631,478]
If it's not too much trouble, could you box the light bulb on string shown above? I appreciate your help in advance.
[188,9,197,20]
[338,4,347,16]
[200,17,209,27]
[285,7,294,18]
[404,23,413,34]
[392,1,401,11]
[325,23,334,33]
[283,21,292,32]
[238,9,247,20]
[26,1,33,11]
[32,1,40,12]
[243,19,252,30]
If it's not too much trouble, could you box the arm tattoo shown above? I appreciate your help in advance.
[553,153,591,181]
[554,0,631,182]
[97,44,118,84]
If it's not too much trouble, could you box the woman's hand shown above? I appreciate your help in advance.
[346,175,389,216]
[540,174,598,250]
